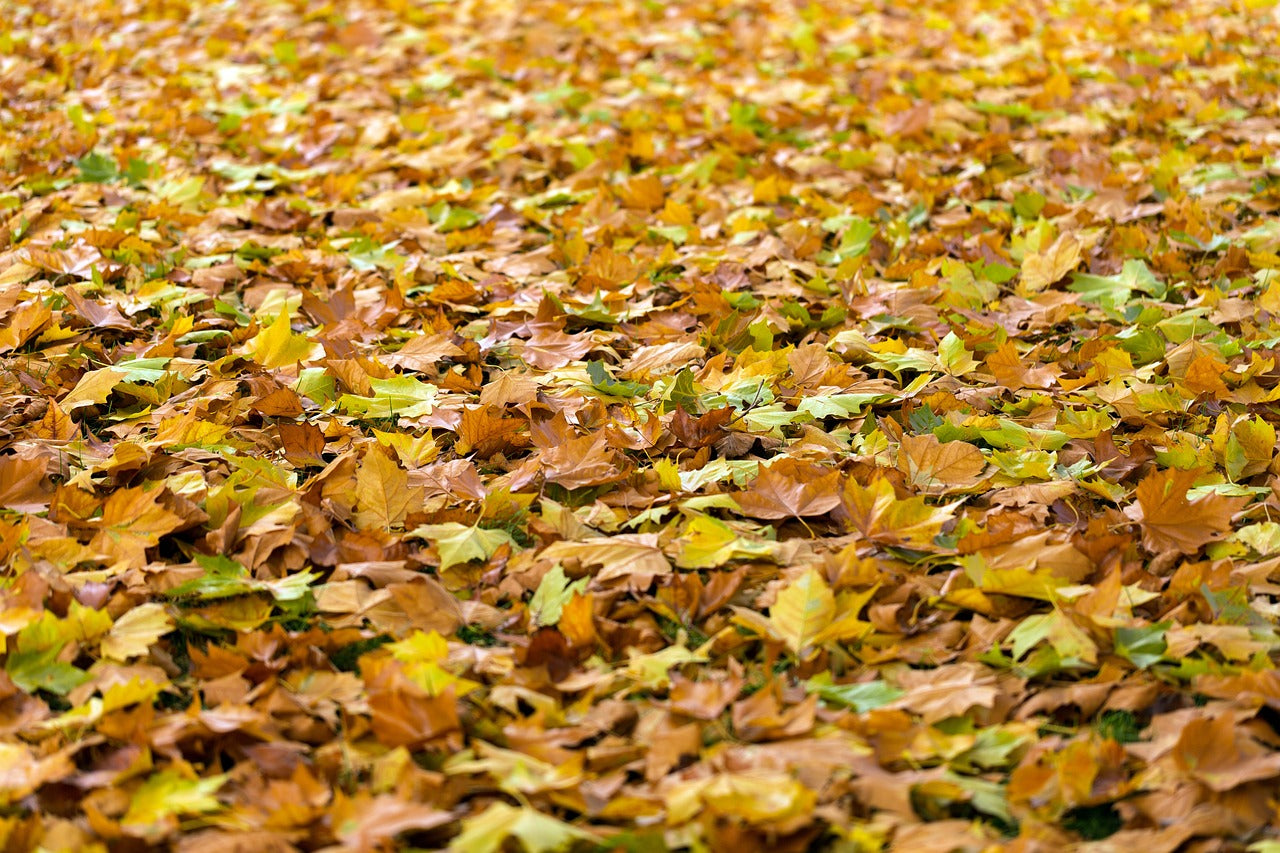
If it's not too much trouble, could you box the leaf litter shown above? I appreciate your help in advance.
[2,0,1280,850]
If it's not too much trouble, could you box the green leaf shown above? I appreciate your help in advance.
[586,360,650,397]
[1115,621,1170,669]
[339,375,439,420]
[796,392,894,419]
[410,523,518,571]
[121,770,226,834]
[529,563,588,626]
[76,151,119,183]
[805,674,904,712]
[6,646,89,695]
[937,332,979,376]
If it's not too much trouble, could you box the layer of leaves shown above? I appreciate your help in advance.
[2,0,1280,850]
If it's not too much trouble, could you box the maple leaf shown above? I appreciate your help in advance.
[766,569,835,655]
[411,522,517,571]
[1020,233,1082,293]
[839,476,957,549]
[454,405,528,458]
[364,658,462,750]
[732,458,842,519]
[1126,468,1245,554]
[100,602,173,660]
[537,431,630,490]
[355,447,416,529]
[121,769,227,838]
[452,802,599,853]
[88,487,184,568]
[1172,713,1280,792]
[10,0,1280,845]
[897,433,986,494]
[0,454,51,512]
[244,310,321,369]
[540,533,670,582]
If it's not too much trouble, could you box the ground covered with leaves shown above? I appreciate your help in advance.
[4,0,1280,849]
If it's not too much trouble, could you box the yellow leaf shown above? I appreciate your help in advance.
[769,569,835,655]
[101,603,173,661]
[355,448,413,530]
[410,522,517,571]
[121,769,226,838]
[60,368,125,412]
[245,310,320,369]
[1020,233,1082,293]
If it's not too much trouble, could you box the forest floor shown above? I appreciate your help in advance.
[3,0,1280,850]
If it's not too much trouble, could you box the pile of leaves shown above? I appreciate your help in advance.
[3,0,1280,848]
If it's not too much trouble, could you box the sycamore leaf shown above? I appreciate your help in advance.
[60,367,125,411]
[245,310,320,368]
[121,770,227,836]
[528,563,588,626]
[898,433,986,494]
[665,772,816,826]
[88,487,184,568]
[1126,468,1245,554]
[355,447,415,530]
[805,673,905,712]
[6,646,89,696]
[411,523,518,571]
[1020,233,1081,293]
[539,533,670,582]
[840,476,957,549]
[732,458,842,519]
[675,514,776,569]
[101,603,173,661]
[937,332,979,376]
[768,569,835,655]
[451,802,599,853]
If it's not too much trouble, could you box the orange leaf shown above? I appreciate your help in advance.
[733,458,841,520]
[1127,468,1244,554]
[897,433,986,494]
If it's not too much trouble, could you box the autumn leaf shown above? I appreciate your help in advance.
[897,433,986,494]
[540,533,670,582]
[840,476,957,549]
[100,602,173,661]
[355,446,414,529]
[767,569,835,655]
[452,802,599,853]
[411,522,517,571]
[1126,468,1245,554]
[88,486,184,568]
[121,770,226,838]
[244,310,321,369]
[6,0,1280,846]
[1020,233,1082,293]
[732,458,842,519]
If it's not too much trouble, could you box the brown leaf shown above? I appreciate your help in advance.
[1173,713,1280,792]
[539,432,630,490]
[279,422,326,467]
[454,405,528,458]
[364,659,461,750]
[733,458,841,519]
[1127,468,1244,554]
[669,406,733,449]
[0,454,51,512]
